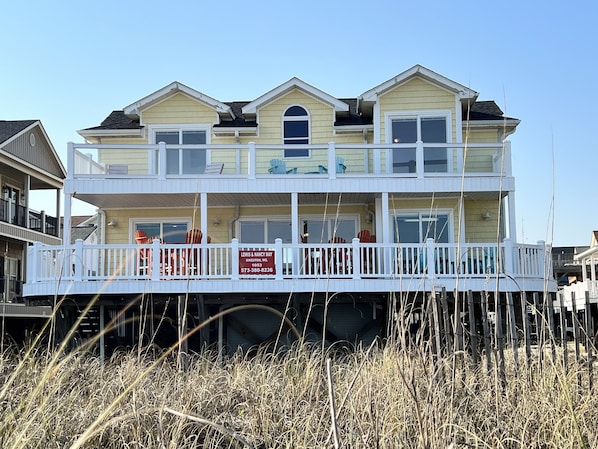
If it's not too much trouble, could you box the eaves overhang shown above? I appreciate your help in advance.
[123,81,234,120]
[464,119,520,137]
[212,126,258,137]
[242,77,349,115]
[333,124,374,134]
[359,64,479,104]
[77,128,144,142]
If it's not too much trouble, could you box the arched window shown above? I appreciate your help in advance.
[283,105,309,158]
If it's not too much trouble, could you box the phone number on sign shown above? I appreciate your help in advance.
[240,267,275,274]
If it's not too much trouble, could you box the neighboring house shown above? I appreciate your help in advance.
[559,231,598,328]
[0,120,66,343]
[23,65,556,354]
[552,245,587,286]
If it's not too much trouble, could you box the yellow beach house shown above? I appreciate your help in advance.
[24,65,555,354]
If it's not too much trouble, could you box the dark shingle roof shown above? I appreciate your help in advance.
[85,99,517,132]
[465,101,518,121]
[82,111,142,131]
[0,120,37,144]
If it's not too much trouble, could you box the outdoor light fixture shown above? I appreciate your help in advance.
[481,212,491,221]
[213,217,222,227]
[107,219,118,227]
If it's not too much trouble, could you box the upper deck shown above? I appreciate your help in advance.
[67,141,513,209]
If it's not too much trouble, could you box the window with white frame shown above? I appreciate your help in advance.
[133,220,190,244]
[238,219,293,244]
[283,106,309,158]
[392,212,450,243]
[302,218,357,244]
[389,112,450,173]
[154,128,208,175]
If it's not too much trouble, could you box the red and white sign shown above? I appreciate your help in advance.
[239,250,276,275]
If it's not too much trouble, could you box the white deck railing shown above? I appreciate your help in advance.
[27,238,548,284]
[68,141,512,180]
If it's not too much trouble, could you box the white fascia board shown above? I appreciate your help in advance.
[574,245,598,261]
[359,64,479,103]
[465,119,521,128]
[242,77,349,115]
[333,124,374,134]
[212,127,258,136]
[77,128,143,137]
[123,81,234,119]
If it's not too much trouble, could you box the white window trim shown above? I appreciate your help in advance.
[385,110,453,174]
[300,214,360,243]
[148,124,211,174]
[391,208,454,243]
[237,216,293,243]
[129,217,192,243]
[282,105,311,159]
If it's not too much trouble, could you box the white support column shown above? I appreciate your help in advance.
[416,141,424,178]
[158,142,167,180]
[200,192,208,276]
[291,193,299,276]
[507,191,517,241]
[275,238,283,281]
[381,192,390,276]
[328,142,336,179]
[231,238,239,280]
[248,142,256,179]
[63,193,72,245]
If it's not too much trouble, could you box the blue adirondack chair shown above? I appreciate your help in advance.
[269,159,297,174]
[318,157,346,174]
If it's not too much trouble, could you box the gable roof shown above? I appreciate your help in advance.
[123,81,234,119]
[0,120,67,180]
[241,77,349,115]
[0,120,37,145]
[359,64,479,103]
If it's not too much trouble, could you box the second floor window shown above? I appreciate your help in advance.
[390,114,449,174]
[155,129,207,175]
[283,106,309,158]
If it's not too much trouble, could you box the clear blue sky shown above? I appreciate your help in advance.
[1,0,596,247]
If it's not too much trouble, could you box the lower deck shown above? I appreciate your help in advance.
[24,238,552,297]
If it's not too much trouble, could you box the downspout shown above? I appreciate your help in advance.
[98,209,107,244]
[228,205,240,241]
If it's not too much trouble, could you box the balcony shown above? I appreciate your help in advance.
[69,141,512,180]
[0,198,59,237]
[24,238,551,298]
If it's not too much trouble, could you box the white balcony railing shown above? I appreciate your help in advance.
[27,238,547,286]
[68,141,512,180]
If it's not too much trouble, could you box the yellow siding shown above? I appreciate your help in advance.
[385,197,503,243]
[463,200,502,242]
[379,77,457,142]
[252,89,337,173]
[386,198,461,241]
[464,129,503,173]
[142,92,219,125]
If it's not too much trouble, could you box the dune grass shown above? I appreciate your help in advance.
[0,336,596,448]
